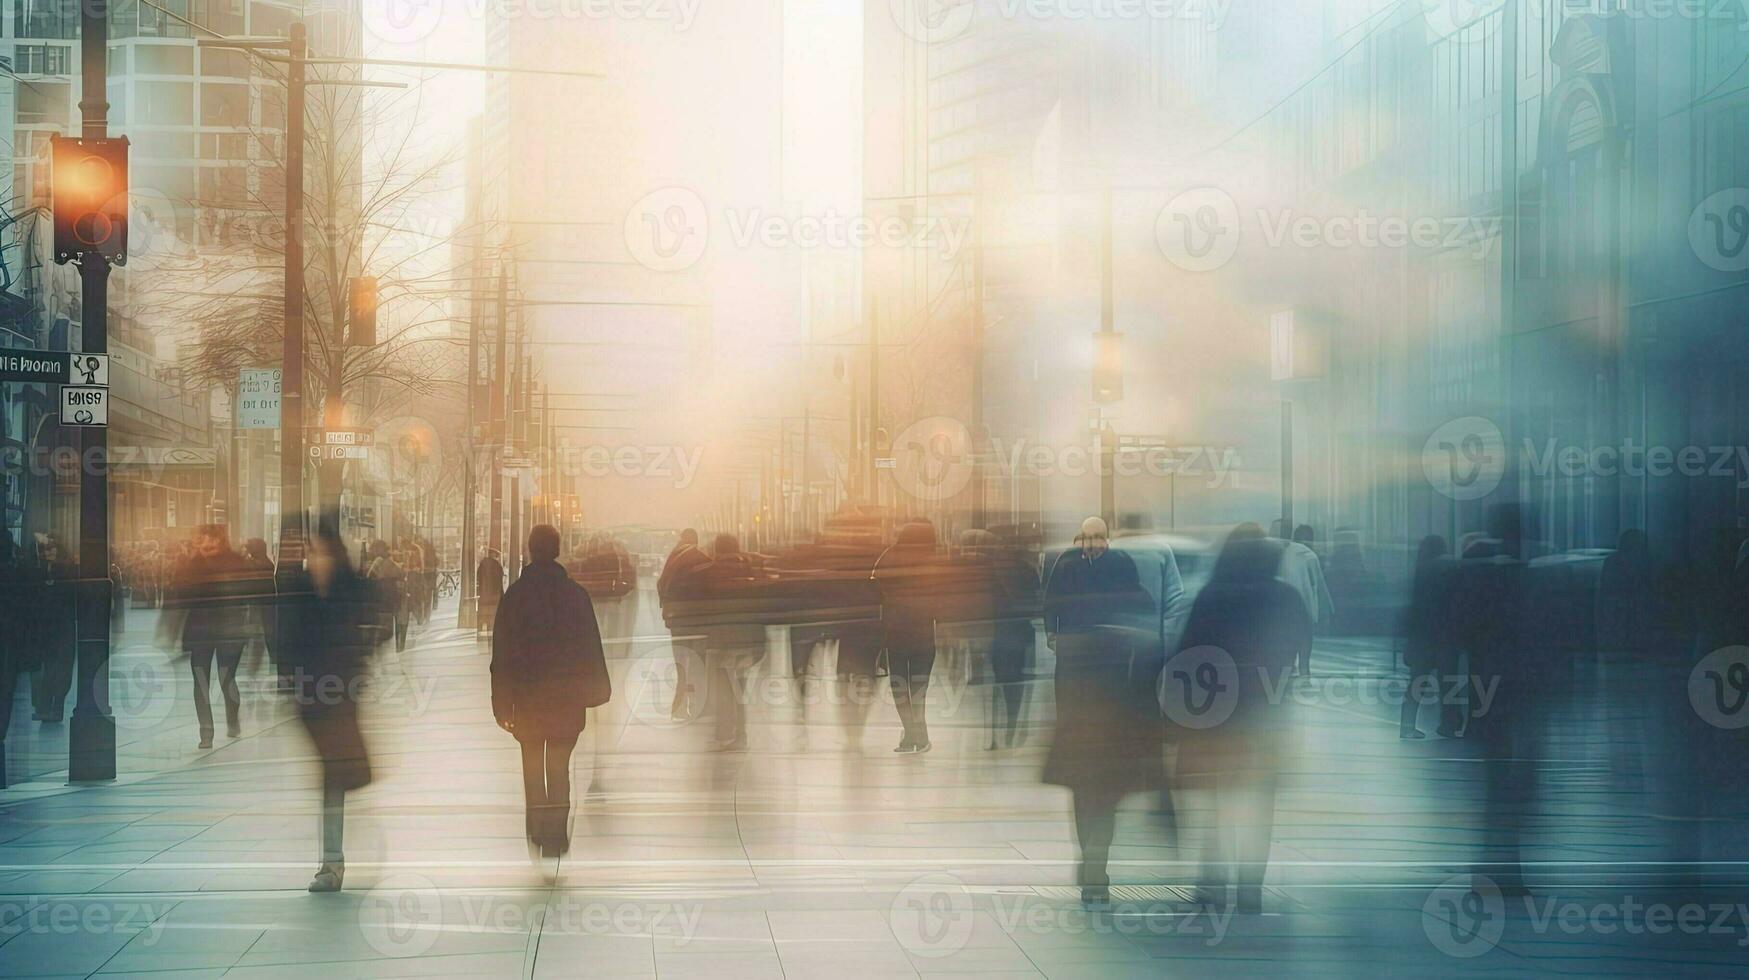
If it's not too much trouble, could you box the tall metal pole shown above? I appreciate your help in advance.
[69,0,114,781]
[867,298,880,508]
[276,21,307,579]
[488,262,506,563]
[460,251,481,626]
[1098,188,1116,530]
[970,161,986,531]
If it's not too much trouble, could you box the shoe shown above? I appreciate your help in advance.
[893,741,917,754]
[1436,727,1464,739]
[1400,729,1426,740]
[913,741,932,754]
[197,736,213,750]
[227,724,242,739]
[1191,884,1227,909]
[307,863,344,893]
[1081,885,1111,907]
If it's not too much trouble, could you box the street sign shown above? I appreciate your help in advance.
[309,428,376,446]
[60,385,108,426]
[875,457,897,470]
[0,348,109,385]
[238,368,282,429]
[309,445,369,461]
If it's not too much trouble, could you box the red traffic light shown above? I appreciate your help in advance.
[51,136,129,265]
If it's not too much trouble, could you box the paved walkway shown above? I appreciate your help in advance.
[1,586,1746,977]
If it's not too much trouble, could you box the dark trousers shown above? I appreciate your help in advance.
[888,647,936,747]
[30,650,73,721]
[189,645,244,739]
[520,736,579,851]
[1072,787,1124,889]
[1295,633,1314,675]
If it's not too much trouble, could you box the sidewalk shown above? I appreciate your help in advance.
[0,594,1743,977]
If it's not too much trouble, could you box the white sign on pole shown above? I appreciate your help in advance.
[60,385,109,426]
[238,368,282,429]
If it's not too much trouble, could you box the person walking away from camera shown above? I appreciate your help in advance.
[872,521,948,754]
[281,521,379,893]
[492,525,611,857]
[657,530,711,720]
[365,541,409,652]
[1175,524,1310,914]
[166,526,255,748]
[477,549,505,636]
[1398,536,1462,739]
[1042,517,1160,905]
[1279,525,1334,676]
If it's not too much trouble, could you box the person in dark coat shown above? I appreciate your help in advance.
[280,519,379,893]
[1042,517,1160,904]
[477,549,505,635]
[364,541,409,652]
[674,535,765,751]
[0,531,40,789]
[491,525,610,857]
[656,529,711,720]
[241,538,277,667]
[28,534,75,724]
[1398,535,1462,739]
[871,520,949,754]
[1173,523,1309,914]
[166,525,255,748]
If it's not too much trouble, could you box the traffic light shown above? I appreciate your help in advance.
[51,136,129,266]
[348,276,379,346]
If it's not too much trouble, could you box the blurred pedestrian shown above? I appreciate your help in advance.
[656,529,710,720]
[677,534,764,751]
[281,520,378,893]
[491,525,611,858]
[1042,517,1160,905]
[1279,524,1334,675]
[1174,524,1309,914]
[1398,535,1462,739]
[365,541,409,652]
[477,549,505,635]
[165,525,254,748]
[872,520,947,754]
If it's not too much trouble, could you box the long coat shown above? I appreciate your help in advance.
[280,563,379,791]
[490,559,610,741]
[1041,550,1163,793]
[1173,561,1309,778]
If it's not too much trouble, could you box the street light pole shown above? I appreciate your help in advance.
[69,0,115,781]
[276,21,307,584]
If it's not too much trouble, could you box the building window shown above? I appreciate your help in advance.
[13,0,77,40]
[14,44,71,75]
